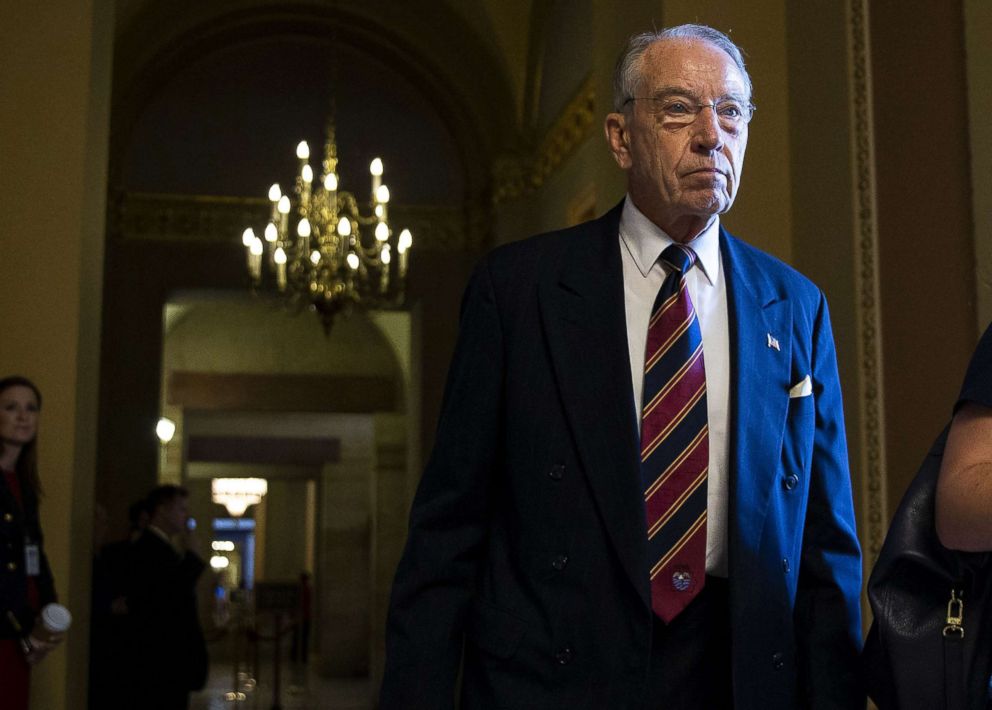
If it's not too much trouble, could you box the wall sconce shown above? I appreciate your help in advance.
[156,417,177,471]
[156,417,176,444]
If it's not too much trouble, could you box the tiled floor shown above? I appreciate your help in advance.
[190,661,371,710]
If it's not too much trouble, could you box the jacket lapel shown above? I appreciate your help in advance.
[721,230,792,559]
[0,470,26,529]
[539,203,650,610]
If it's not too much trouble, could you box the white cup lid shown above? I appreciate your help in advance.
[41,603,71,632]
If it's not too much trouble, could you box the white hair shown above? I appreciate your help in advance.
[612,24,753,112]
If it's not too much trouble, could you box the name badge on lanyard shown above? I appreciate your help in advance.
[24,542,40,577]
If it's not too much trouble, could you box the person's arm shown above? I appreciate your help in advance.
[935,403,992,551]
[128,537,199,619]
[36,533,57,606]
[177,529,207,584]
[25,536,62,665]
[794,293,864,709]
[380,259,504,710]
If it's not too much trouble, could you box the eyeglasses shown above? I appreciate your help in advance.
[623,96,755,131]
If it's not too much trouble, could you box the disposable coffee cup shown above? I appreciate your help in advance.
[35,603,71,642]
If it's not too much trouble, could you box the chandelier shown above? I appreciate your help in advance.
[241,117,413,333]
[212,477,268,517]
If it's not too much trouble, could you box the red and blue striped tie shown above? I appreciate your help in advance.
[641,243,708,623]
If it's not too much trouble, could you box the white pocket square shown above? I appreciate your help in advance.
[789,375,813,398]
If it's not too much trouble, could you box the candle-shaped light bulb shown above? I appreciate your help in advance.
[297,218,311,238]
[370,158,383,193]
[276,195,291,240]
[374,204,384,219]
[249,236,264,280]
[337,217,352,237]
[310,250,321,265]
[324,173,338,191]
[264,223,278,242]
[302,165,313,183]
[296,141,310,160]
[346,253,360,270]
[376,185,390,204]
[381,244,391,264]
[242,228,255,247]
[375,222,389,241]
[274,247,287,290]
[397,229,412,277]
[267,184,282,224]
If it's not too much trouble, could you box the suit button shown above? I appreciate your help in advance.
[6,562,16,571]
[771,651,784,670]
[549,463,565,481]
[783,474,799,491]
[555,646,573,665]
[552,554,569,571]
[3,513,12,523]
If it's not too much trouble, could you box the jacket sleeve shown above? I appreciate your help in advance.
[380,258,504,710]
[795,292,865,708]
[0,493,57,639]
[33,503,57,607]
[36,542,57,608]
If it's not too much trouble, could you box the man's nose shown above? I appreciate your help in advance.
[692,105,724,152]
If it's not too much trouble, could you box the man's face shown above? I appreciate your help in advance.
[160,497,189,536]
[606,39,750,240]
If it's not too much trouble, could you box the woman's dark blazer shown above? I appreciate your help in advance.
[0,471,56,639]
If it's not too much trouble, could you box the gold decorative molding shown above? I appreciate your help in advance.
[566,183,597,227]
[396,203,488,251]
[115,192,485,251]
[115,192,269,243]
[848,0,888,568]
[493,74,597,203]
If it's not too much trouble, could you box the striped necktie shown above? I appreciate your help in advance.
[641,243,708,623]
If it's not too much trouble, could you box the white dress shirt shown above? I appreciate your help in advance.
[619,197,731,578]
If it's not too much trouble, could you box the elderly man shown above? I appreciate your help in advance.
[381,24,862,709]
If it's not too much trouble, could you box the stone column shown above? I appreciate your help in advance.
[0,2,113,707]
[318,416,374,676]
[964,0,992,332]
[369,413,408,695]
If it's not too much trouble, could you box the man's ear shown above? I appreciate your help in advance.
[604,113,633,170]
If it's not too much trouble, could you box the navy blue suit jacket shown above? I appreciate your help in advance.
[382,202,863,709]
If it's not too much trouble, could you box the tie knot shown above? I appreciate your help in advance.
[660,244,698,274]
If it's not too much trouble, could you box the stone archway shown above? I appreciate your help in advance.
[97,1,519,530]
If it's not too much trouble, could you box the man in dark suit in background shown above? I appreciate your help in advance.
[381,24,862,709]
[127,485,208,710]
[90,498,150,709]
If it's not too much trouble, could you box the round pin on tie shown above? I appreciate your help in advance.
[672,568,692,592]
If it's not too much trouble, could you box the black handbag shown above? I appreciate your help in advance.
[864,426,992,709]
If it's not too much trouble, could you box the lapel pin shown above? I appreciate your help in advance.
[767,333,780,351]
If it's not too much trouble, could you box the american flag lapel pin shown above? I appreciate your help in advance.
[767,333,780,351]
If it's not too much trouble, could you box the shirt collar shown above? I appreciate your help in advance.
[619,195,720,286]
[147,524,173,545]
